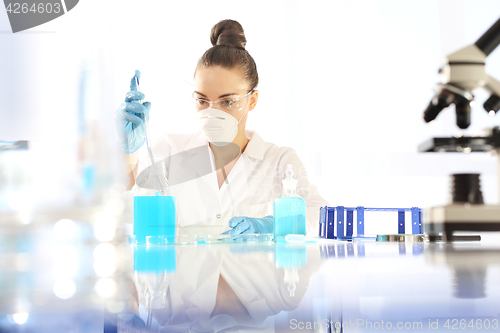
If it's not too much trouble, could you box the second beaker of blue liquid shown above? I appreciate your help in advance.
[133,159,176,244]
[273,165,306,241]
[273,196,306,239]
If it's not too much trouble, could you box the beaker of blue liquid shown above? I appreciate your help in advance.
[133,159,176,244]
[273,165,306,241]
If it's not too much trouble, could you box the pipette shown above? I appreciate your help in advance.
[135,73,164,195]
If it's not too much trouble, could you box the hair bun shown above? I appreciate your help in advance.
[210,19,246,50]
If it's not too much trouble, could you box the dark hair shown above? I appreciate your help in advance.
[196,20,259,91]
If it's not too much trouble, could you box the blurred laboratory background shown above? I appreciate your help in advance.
[2,0,500,226]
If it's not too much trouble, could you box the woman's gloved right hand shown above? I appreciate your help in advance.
[222,216,274,235]
[116,70,152,154]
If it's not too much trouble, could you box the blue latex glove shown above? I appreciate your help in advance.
[223,216,274,235]
[116,70,152,154]
[118,312,145,329]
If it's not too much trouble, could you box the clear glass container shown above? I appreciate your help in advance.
[273,165,306,241]
[133,245,176,330]
[274,243,307,297]
[133,160,176,244]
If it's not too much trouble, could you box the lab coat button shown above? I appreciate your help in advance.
[216,214,221,219]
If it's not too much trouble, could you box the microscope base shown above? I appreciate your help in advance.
[424,204,500,241]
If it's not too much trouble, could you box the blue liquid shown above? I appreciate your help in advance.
[273,196,306,240]
[134,245,176,273]
[274,244,307,268]
[133,196,176,244]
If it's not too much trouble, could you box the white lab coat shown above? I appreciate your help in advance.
[129,130,328,238]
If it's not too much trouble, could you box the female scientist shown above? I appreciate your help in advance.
[117,19,328,237]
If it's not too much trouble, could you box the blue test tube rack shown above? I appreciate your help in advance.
[318,206,423,240]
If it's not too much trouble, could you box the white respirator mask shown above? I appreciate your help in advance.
[197,108,248,146]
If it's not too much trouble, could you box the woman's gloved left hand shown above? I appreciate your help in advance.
[117,312,145,330]
[223,216,274,235]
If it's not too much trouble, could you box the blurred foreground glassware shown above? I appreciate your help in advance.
[134,245,176,330]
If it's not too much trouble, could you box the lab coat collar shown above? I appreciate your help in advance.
[184,130,265,161]
[242,130,265,161]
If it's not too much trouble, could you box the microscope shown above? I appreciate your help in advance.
[419,17,500,241]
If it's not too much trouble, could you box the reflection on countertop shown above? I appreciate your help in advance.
[2,228,500,332]
[117,238,500,332]
[123,243,322,332]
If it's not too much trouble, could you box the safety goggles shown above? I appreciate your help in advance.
[192,90,254,113]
